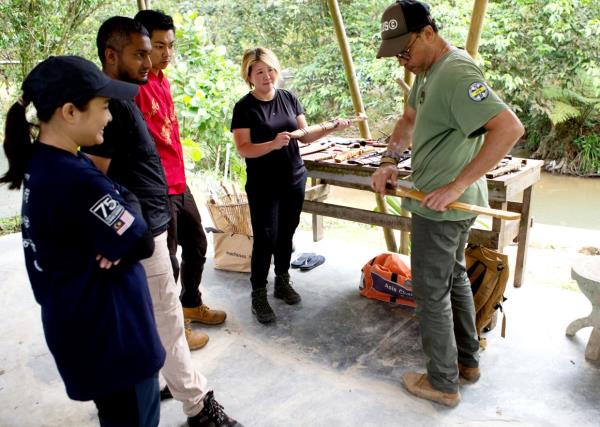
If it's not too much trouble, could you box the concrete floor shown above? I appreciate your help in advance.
[1,228,600,427]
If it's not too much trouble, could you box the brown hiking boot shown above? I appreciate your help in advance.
[458,363,481,383]
[185,319,209,351]
[401,372,460,407]
[183,304,227,325]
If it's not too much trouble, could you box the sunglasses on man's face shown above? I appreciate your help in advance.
[395,33,421,61]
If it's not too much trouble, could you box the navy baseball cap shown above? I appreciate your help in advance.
[376,1,434,58]
[22,55,138,113]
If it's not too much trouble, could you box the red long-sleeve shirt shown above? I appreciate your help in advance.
[135,70,186,195]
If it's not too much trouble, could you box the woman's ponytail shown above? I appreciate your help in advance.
[0,99,33,190]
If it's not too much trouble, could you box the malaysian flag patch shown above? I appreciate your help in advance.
[113,209,135,236]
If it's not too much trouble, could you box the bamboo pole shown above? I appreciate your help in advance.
[326,0,370,139]
[390,186,520,221]
[137,0,150,11]
[465,0,488,59]
[398,69,414,255]
[327,0,397,252]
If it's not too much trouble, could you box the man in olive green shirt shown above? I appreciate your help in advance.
[371,1,524,407]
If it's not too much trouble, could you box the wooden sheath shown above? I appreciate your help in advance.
[289,116,367,140]
[299,141,335,156]
[388,186,521,221]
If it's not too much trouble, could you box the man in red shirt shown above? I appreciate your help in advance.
[134,10,227,349]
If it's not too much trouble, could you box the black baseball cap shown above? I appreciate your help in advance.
[376,1,434,58]
[22,55,138,114]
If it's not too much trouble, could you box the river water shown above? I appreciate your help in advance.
[325,171,600,231]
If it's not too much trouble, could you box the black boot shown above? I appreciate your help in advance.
[251,288,276,323]
[187,391,242,426]
[274,273,301,305]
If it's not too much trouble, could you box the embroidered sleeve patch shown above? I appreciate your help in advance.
[90,194,126,227]
[468,82,489,102]
[113,209,135,235]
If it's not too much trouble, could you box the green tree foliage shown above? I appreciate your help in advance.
[480,0,600,174]
[0,0,104,82]
[166,11,246,177]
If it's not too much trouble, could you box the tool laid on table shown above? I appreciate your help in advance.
[485,158,525,178]
[299,140,336,156]
[334,146,376,163]
[386,181,521,221]
[347,151,382,166]
[363,140,388,147]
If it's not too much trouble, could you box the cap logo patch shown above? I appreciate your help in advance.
[382,19,398,32]
[468,82,489,102]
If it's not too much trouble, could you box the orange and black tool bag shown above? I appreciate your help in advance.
[360,253,415,308]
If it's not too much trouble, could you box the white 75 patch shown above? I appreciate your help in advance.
[90,194,126,227]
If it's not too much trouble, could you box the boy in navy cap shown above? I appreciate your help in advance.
[371,0,524,407]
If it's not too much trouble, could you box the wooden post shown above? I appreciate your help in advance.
[327,0,397,252]
[465,0,488,59]
[137,0,150,11]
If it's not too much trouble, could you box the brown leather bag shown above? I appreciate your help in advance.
[465,245,509,347]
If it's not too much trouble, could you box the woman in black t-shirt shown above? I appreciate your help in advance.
[231,47,351,323]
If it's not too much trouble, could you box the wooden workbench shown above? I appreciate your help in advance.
[301,149,543,288]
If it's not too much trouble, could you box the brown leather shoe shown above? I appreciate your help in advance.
[458,363,481,383]
[401,372,460,407]
[183,304,227,325]
[185,320,209,351]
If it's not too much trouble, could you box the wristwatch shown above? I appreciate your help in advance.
[380,148,404,166]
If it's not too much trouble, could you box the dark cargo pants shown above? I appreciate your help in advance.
[167,185,207,308]
[411,213,480,393]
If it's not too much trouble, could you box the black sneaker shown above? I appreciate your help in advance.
[251,288,276,323]
[160,385,173,401]
[187,391,242,427]
[274,273,301,305]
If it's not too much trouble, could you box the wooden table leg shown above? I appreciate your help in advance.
[514,186,533,288]
[311,177,324,242]
[490,200,507,251]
